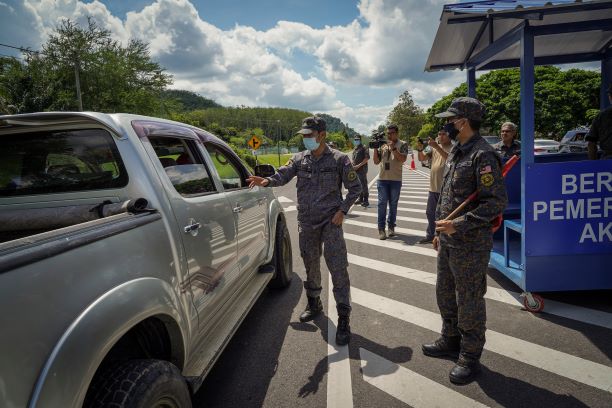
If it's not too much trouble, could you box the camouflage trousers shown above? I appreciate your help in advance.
[298,220,351,306]
[436,242,488,360]
[357,171,369,203]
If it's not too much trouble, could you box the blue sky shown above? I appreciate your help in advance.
[100,0,361,30]
[0,0,465,132]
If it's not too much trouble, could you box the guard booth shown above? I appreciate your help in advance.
[425,0,612,312]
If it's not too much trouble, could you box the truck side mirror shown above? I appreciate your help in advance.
[254,164,276,178]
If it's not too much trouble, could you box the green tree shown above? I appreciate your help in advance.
[387,90,425,141]
[0,18,172,114]
[424,66,600,139]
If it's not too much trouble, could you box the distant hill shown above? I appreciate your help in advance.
[315,113,358,137]
[163,89,221,110]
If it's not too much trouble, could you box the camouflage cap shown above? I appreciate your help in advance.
[435,97,486,121]
[297,116,326,134]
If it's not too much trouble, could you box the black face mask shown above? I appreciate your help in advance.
[442,120,460,140]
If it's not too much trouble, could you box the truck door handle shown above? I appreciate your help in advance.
[233,206,243,213]
[184,222,201,233]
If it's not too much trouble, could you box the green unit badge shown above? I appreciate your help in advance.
[481,173,494,187]
[348,170,357,181]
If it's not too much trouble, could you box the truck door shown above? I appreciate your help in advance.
[146,135,240,323]
[204,143,268,279]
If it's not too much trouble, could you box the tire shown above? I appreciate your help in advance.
[85,359,192,408]
[268,218,293,289]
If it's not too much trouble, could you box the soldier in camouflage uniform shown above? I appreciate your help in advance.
[351,134,370,207]
[247,116,361,346]
[421,98,508,384]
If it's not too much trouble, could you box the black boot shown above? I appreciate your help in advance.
[421,336,461,358]
[449,355,481,385]
[335,304,351,346]
[299,296,323,322]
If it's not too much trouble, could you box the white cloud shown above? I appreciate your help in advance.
[4,0,462,133]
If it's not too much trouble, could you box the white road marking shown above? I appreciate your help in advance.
[400,191,429,196]
[344,220,426,237]
[344,233,437,257]
[369,188,429,197]
[360,348,489,408]
[414,169,431,178]
[350,211,429,225]
[369,199,427,206]
[284,205,296,213]
[348,254,612,330]
[396,207,427,214]
[277,196,293,203]
[327,277,353,407]
[352,288,612,393]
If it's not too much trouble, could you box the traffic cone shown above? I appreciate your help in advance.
[410,153,416,170]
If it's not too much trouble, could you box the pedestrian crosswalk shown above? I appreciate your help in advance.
[336,169,612,406]
[274,169,612,407]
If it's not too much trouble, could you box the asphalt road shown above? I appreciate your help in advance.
[194,154,612,408]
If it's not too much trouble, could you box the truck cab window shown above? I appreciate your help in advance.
[205,144,246,190]
[0,129,127,197]
[148,136,216,196]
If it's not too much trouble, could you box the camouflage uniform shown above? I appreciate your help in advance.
[351,143,370,203]
[435,133,508,360]
[493,140,521,160]
[266,145,361,306]
[586,105,612,159]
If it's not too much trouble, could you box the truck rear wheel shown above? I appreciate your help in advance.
[85,359,191,408]
[268,218,292,289]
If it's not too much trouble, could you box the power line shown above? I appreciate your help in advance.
[0,42,42,55]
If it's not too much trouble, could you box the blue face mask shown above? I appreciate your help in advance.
[303,136,320,151]
[353,140,361,146]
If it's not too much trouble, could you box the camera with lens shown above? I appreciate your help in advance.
[369,131,386,149]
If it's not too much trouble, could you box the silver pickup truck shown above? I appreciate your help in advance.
[0,112,293,408]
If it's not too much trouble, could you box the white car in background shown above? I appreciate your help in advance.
[534,138,561,155]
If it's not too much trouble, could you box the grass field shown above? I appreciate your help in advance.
[253,153,293,167]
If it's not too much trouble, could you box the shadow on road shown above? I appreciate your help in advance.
[487,268,612,361]
[476,366,590,408]
[193,272,302,408]
[290,315,413,398]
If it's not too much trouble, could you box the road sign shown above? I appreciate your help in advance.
[248,135,262,150]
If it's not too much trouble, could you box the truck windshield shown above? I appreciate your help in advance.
[0,128,128,197]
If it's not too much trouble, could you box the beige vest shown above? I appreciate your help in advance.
[378,140,407,181]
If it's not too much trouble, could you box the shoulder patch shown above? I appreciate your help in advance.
[348,170,357,181]
[285,158,294,166]
[480,165,492,174]
[481,173,494,187]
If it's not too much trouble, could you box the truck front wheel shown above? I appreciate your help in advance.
[268,218,293,289]
[85,359,191,408]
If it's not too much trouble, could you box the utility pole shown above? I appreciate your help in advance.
[276,120,281,167]
[74,59,83,111]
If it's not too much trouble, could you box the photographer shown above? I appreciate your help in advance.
[416,129,452,244]
[373,124,409,240]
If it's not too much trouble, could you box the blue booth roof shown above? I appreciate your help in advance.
[425,0,612,71]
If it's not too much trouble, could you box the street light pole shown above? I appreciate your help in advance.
[277,120,281,167]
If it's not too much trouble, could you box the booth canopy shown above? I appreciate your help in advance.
[425,0,612,72]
